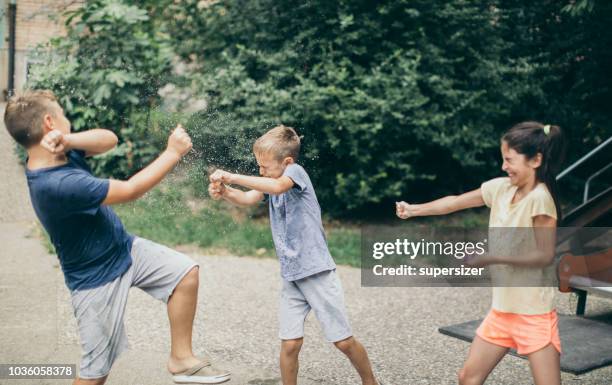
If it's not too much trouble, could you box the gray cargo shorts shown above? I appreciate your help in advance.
[70,237,198,379]
[279,269,353,343]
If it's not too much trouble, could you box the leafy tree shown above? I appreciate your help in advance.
[27,0,611,217]
[163,1,527,215]
[29,0,173,178]
[163,0,610,216]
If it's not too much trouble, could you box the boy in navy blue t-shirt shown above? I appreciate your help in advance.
[4,90,229,384]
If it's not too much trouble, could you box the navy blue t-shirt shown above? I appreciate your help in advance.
[26,150,133,291]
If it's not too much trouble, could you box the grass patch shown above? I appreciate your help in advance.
[114,178,367,265]
[115,182,275,257]
[327,226,361,266]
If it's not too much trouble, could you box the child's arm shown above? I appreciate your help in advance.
[396,188,485,219]
[215,185,264,206]
[210,169,294,195]
[468,215,557,268]
[208,180,264,206]
[103,125,191,205]
[41,129,118,157]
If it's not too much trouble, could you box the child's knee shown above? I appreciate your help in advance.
[333,336,355,354]
[281,338,303,356]
[186,266,199,285]
[178,266,199,289]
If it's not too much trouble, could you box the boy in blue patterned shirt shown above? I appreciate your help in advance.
[209,125,378,385]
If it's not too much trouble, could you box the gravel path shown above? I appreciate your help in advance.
[1,103,611,384]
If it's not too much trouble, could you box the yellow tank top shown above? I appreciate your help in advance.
[481,177,558,315]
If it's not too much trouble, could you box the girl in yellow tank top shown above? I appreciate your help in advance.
[396,121,566,385]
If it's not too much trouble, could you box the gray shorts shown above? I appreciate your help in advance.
[70,237,198,379]
[279,269,352,343]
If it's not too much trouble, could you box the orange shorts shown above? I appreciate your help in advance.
[476,309,562,355]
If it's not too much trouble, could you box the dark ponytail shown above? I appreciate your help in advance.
[502,121,567,221]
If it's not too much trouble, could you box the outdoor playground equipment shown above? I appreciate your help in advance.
[556,136,612,315]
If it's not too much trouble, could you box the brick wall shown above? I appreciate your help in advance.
[2,0,78,97]
[15,0,68,50]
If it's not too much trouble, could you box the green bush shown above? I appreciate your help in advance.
[28,0,173,178]
[113,179,365,265]
[25,0,612,218]
[163,0,611,217]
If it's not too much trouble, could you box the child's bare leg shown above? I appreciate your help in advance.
[334,337,378,385]
[527,344,561,385]
[73,375,107,385]
[458,336,508,385]
[280,338,303,385]
[166,266,201,373]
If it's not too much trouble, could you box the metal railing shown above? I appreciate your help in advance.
[557,136,612,204]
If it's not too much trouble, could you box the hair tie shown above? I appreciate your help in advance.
[543,125,551,135]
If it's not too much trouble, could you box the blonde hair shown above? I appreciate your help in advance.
[253,125,300,161]
[4,89,59,148]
